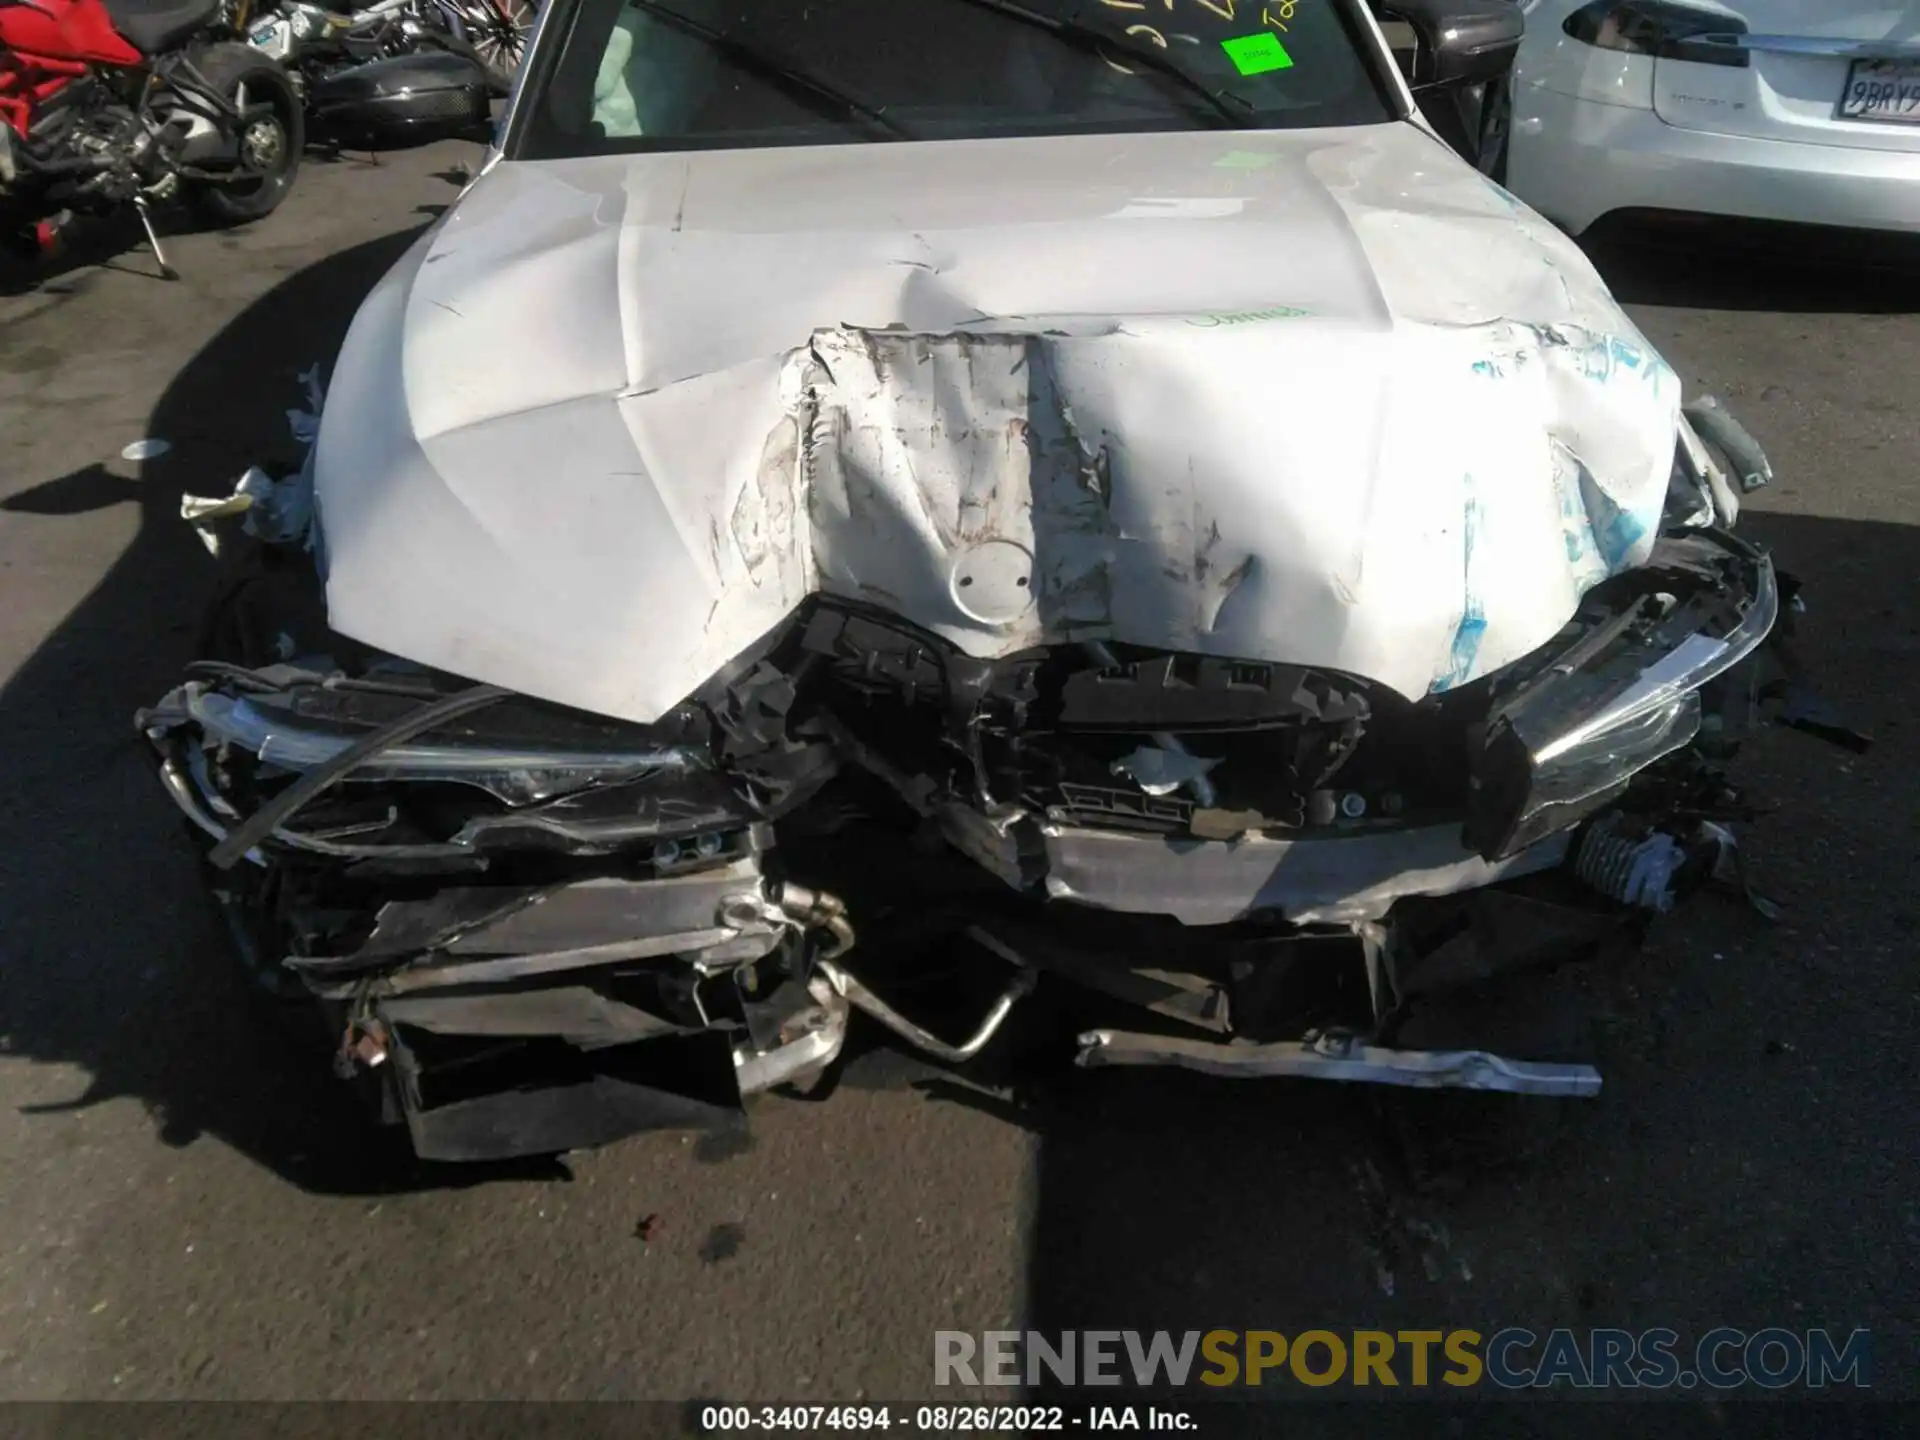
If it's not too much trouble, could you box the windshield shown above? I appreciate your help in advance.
[511,0,1399,160]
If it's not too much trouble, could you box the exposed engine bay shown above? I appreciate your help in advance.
[140,372,1823,1162]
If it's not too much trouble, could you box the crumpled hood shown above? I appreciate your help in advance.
[315,122,1680,725]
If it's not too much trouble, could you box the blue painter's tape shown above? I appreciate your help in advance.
[1433,611,1488,695]
[1579,337,1615,384]
[1594,507,1647,573]
[1577,467,1653,574]
[1430,476,1488,694]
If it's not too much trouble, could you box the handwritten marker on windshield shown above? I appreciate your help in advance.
[1221,32,1293,77]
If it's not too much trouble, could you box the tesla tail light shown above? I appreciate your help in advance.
[1563,1,1750,68]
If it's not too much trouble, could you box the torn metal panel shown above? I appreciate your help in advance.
[965,818,1572,927]
[294,865,785,995]
[379,987,686,1048]
[313,124,1682,725]
[433,866,770,956]
[1076,1029,1603,1099]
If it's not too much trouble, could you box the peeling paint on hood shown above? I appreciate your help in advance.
[314,122,1679,726]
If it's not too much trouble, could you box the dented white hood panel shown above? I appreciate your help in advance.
[314,123,1680,726]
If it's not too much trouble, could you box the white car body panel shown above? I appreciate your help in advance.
[314,123,1681,726]
[1510,0,1920,233]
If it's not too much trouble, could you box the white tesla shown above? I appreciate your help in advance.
[1501,0,1920,237]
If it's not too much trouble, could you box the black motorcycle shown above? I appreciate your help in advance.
[226,0,514,148]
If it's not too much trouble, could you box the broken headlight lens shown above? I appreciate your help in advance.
[1466,546,1778,860]
[168,685,704,806]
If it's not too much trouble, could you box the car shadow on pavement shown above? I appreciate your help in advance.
[0,207,279,299]
[1582,216,1920,315]
[0,220,176,299]
[0,225,569,1197]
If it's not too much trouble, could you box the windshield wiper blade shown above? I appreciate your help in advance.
[936,0,1253,128]
[622,0,914,140]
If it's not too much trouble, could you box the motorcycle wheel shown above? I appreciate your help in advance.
[461,0,536,94]
[186,45,305,226]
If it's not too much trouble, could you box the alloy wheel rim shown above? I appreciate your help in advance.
[243,117,287,175]
[469,0,531,76]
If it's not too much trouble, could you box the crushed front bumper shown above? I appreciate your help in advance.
[142,514,1793,1158]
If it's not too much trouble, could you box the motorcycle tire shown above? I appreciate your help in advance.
[186,45,305,227]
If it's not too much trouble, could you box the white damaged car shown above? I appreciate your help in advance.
[143,0,1816,1161]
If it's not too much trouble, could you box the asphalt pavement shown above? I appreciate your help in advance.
[0,139,1915,1422]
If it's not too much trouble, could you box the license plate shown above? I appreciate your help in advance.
[1838,58,1920,125]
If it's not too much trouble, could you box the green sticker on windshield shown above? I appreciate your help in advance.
[1221,31,1294,76]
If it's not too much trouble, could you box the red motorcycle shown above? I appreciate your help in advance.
[1,0,302,275]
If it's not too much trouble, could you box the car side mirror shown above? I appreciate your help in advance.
[1370,0,1524,90]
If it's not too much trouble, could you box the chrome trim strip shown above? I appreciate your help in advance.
[1708,33,1920,61]
[1077,1029,1602,1098]
[189,690,703,784]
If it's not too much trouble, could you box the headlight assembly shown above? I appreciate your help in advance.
[1465,531,1778,860]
